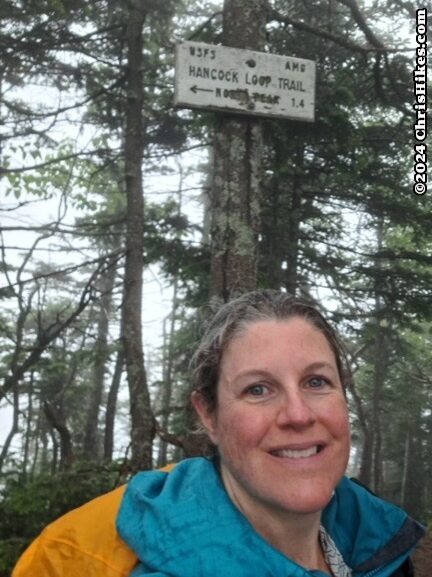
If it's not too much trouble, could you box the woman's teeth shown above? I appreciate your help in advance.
[272,446,319,458]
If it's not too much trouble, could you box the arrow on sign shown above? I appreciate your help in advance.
[190,85,214,94]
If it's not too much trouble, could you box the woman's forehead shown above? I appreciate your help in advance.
[222,318,337,367]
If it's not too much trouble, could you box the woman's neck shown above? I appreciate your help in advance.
[222,469,331,574]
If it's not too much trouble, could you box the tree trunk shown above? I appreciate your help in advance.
[103,347,124,461]
[358,427,374,487]
[21,371,35,480]
[0,285,36,471]
[357,218,388,492]
[284,146,304,295]
[83,260,116,461]
[157,279,179,468]
[372,313,386,493]
[48,422,59,475]
[371,218,386,493]
[403,424,424,519]
[400,431,410,505]
[122,0,155,472]
[43,402,74,471]
[348,372,373,486]
[261,178,283,289]
[0,382,19,473]
[209,0,266,301]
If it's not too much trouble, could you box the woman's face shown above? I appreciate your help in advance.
[193,317,350,519]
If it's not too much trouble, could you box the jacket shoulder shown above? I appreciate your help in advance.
[12,484,137,577]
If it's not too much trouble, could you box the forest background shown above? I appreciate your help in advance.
[0,0,431,574]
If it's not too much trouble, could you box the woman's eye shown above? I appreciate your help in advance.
[245,384,268,396]
[307,376,329,389]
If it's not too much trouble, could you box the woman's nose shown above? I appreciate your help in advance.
[275,390,316,428]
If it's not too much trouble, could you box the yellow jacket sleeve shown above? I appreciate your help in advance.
[12,484,137,577]
[12,464,177,577]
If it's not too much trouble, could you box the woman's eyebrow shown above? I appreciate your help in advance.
[230,369,273,381]
[302,361,337,373]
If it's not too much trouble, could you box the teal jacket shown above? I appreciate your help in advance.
[117,458,424,577]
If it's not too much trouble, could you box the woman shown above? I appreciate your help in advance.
[14,290,424,577]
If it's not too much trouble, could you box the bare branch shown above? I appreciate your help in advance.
[0,260,110,402]
[0,250,123,292]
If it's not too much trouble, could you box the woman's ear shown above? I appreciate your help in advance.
[191,391,218,444]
